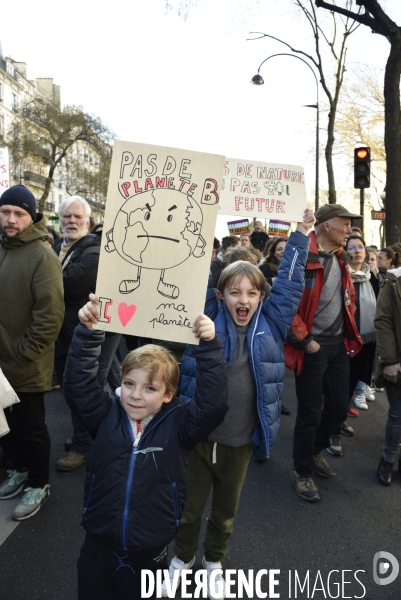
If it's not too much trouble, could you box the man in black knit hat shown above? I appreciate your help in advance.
[0,185,64,520]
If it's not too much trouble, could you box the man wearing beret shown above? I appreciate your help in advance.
[0,185,64,520]
[284,204,363,502]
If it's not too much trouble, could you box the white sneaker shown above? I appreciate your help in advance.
[202,557,226,600]
[365,386,376,402]
[161,555,195,597]
[354,394,368,410]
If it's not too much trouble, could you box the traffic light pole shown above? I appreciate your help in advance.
[360,188,364,233]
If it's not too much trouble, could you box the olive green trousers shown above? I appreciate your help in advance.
[173,440,252,562]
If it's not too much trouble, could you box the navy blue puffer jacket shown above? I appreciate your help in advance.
[63,324,228,550]
[179,230,309,460]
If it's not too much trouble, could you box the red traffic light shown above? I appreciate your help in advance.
[356,148,368,160]
[354,146,370,189]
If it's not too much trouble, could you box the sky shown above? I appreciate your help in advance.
[1,0,401,238]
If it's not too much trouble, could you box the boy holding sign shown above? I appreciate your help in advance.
[62,298,228,600]
[163,208,314,599]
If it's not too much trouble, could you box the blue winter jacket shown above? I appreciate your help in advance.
[63,324,228,551]
[179,230,310,460]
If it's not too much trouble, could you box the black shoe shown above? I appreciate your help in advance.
[340,421,355,437]
[377,457,393,486]
[281,405,291,416]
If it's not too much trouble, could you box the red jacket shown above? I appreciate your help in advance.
[284,232,363,375]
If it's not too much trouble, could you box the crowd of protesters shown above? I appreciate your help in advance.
[0,185,400,600]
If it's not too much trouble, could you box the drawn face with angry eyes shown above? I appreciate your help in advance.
[112,188,203,270]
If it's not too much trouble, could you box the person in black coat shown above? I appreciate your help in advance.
[210,235,240,288]
[250,220,269,252]
[63,295,228,600]
[53,196,101,472]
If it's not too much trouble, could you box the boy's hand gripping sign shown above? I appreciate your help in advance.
[94,140,225,344]
[220,158,307,222]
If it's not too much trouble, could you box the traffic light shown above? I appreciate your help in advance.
[354,146,370,189]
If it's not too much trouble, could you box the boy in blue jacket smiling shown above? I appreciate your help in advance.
[162,208,314,600]
[62,297,228,600]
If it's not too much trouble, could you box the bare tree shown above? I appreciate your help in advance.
[64,148,112,213]
[6,99,114,213]
[315,0,401,244]
[251,0,361,204]
[336,66,385,184]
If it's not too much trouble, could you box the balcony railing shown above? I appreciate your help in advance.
[24,171,48,187]
[33,201,55,213]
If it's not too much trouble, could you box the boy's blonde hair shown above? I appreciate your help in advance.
[121,344,179,396]
[217,260,266,294]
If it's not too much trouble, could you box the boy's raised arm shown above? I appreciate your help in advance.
[178,315,228,451]
[263,208,314,344]
[63,295,112,435]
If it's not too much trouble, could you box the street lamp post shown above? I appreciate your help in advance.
[251,53,320,212]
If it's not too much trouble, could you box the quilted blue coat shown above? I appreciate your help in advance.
[63,325,228,550]
[179,230,310,460]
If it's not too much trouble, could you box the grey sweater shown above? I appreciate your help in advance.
[311,252,344,345]
[209,325,257,447]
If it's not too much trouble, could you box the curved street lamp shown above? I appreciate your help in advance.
[251,53,320,212]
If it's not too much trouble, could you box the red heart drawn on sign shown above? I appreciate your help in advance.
[118,303,137,327]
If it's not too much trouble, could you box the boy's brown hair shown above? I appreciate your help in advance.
[217,260,266,295]
[121,344,179,396]
[222,246,258,268]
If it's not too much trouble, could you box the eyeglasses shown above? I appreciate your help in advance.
[348,245,365,251]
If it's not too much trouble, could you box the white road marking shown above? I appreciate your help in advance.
[0,498,20,546]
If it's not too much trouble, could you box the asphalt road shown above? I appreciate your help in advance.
[0,371,400,600]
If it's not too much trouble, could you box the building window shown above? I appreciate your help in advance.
[0,83,3,101]
[0,116,4,137]
[6,62,15,77]
[12,93,18,112]
[22,102,27,116]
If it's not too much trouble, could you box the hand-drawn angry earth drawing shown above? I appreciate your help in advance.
[105,188,206,299]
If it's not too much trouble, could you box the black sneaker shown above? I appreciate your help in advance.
[341,421,355,437]
[291,471,320,502]
[313,453,332,477]
[327,435,342,457]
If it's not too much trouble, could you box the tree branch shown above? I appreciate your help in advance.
[315,0,397,37]
[248,32,319,68]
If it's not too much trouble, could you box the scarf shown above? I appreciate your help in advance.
[348,263,376,343]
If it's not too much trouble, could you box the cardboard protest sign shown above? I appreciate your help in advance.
[227,219,251,236]
[94,140,225,344]
[268,219,292,238]
[220,158,307,222]
[0,148,10,197]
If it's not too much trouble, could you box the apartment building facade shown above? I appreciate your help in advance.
[0,42,109,225]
